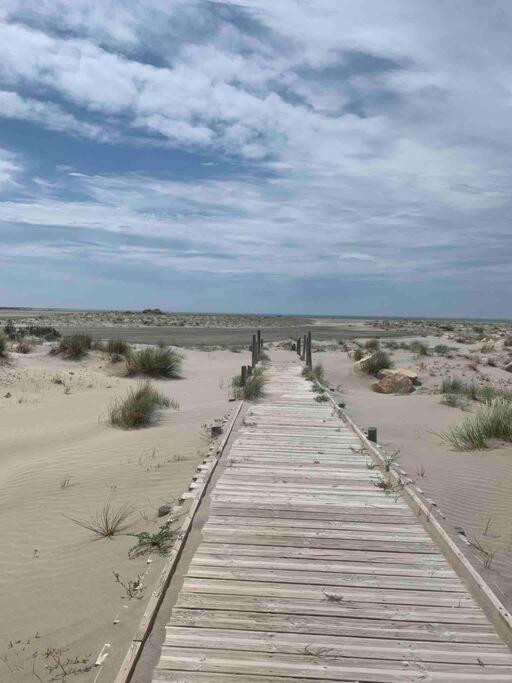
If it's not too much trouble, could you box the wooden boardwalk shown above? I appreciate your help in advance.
[152,361,512,682]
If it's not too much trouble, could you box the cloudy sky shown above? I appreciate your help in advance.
[0,1,510,317]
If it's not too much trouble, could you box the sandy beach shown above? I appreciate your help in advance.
[0,341,250,681]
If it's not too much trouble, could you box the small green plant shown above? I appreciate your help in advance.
[440,398,512,450]
[364,338,380,351]
[128,519,178,558]
[109,381,177,429]
[112,570,146,599]
[67,502,135,538]
[360,351,393,376]
[409,340,429,356]
[55,334,92,359]
[126,346,183,378]
[314,393,329,403]
[107,339,131,356]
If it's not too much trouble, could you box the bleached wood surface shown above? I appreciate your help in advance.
[152,361,512,682]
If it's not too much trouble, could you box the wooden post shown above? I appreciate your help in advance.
[257,330,261,356]
[241,365,247,386]
[368,426,377,443]
[306,331,312,369]
[252,334,257,367]
[297,337,301,356]
[302,334,307,361]
[247,365,252,376]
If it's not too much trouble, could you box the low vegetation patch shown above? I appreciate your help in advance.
[232,367,267,400]
[441,378,512,402]
[314,393,329,403]
[109,381,177,429]
[364,338,380,351]
[409,340,430,356]
[259,350,271,363]
[107,338,131,356]
[353,347,364,361]
[67,502,135,538]
[440,398,512,450]
[0,331,7,358]
[434,344,450,355]
[14,338,32,354]
[360,350,393,376]
[441,393,469,410]
[303,363,324,382]
[55,334,92,359]
[126,346,183,378]
[128,519,178,558]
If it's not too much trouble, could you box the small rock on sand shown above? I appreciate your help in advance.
[372,374,414,394]
[158,504,172,517]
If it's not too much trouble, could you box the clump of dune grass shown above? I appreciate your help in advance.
[259,350,271,364]
[14,338,33,354]
[434,344,450,355]
[232,367,266,401]
[440,378,512,403]
[126,346,182,379]
[352,347,364,361]
[441,393,469,410]
[360,350,393,376]
[55,334,92,359]
[0,332,8,358]
[67,502,135,538]
[440,398,512,450]
[409,340,430,356]
[364,338,380,351]
[109,381,177,429]
[107,338,131,356]
[303,363,324,382]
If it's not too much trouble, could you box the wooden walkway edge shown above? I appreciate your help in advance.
[150,360,512,682]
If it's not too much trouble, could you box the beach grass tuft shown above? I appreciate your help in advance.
[109,381,177,429]
[361,350,393,376]
[56,334,93,359]
[67,502,135,538]
[440,398,512,450]
[126,346,183,379]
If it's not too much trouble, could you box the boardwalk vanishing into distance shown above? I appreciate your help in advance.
[151,361,512,682]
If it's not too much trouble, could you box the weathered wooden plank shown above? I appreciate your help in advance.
[190,553,457,578]
[156,647,512,680]
[169,608,502,644]
[175,591,492,624]
[162,627,512,665]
